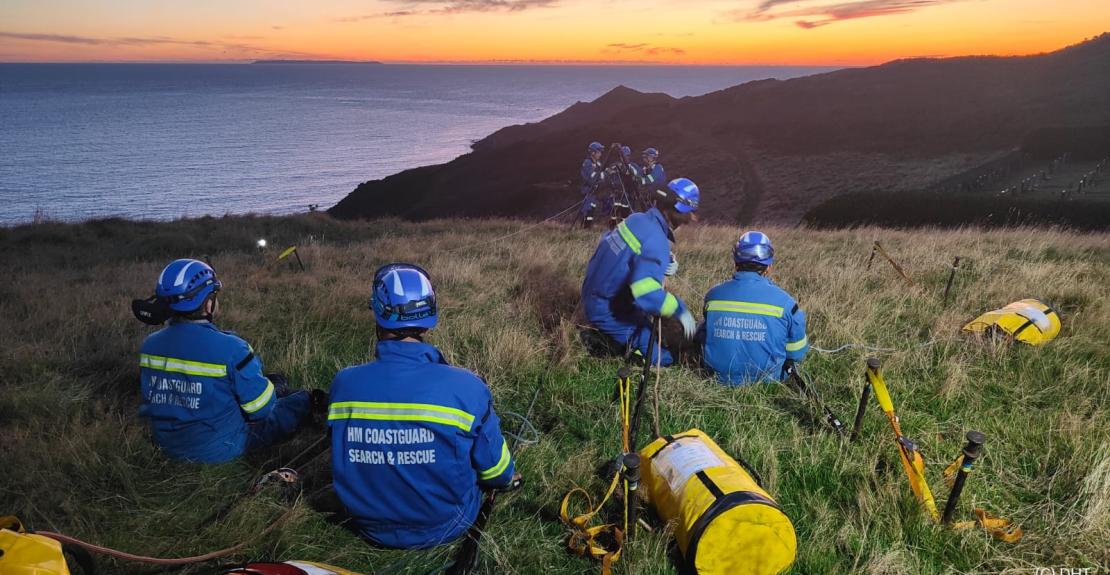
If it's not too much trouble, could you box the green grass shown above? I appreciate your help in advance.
[1,214,1108,574]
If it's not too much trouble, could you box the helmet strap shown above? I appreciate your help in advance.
[376,325,426,343]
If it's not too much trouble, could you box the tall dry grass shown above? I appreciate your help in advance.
[1,214,1107,574]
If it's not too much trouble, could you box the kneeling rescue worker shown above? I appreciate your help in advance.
[327,263,519,549]
[138,259,313,463]
[701,232,809,384]
[581,178,700,366]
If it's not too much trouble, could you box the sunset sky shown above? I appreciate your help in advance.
[1,0,1107,65]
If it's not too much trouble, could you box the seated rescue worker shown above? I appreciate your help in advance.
[701,232,809,385]
[328,263,519,549]
[581,178,700,366]
[138,259,313,463]
[579,141,606,227]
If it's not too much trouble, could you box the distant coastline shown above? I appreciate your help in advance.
[251,59,383,65]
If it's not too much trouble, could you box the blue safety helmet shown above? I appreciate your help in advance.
[371,263,438,331]
[642,147,659,159]
[588,142,605,153]
[621,145,631,158]
[734,231,774,266]
[156,259,221,312]
[666,178,700,214]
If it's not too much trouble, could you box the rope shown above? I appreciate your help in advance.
[445,200,583,254]
[652,316,662,440]
[37,505,297,566]
[811,338,949,354]
[501,411,541,446]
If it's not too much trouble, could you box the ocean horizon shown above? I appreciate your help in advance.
[0,63,837,226]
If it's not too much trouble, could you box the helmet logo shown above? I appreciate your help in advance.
[174,261,195,287]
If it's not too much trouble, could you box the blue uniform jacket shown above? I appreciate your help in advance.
[631,162,666,195]
[139,320,277,463]
[702,272,809,385]
[328,340,515,549]
[581,207,687,322]
[581,158,605,196]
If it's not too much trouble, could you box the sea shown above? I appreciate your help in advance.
[0,63,836,226]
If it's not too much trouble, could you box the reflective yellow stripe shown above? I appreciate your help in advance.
[240,380,275,413]
[661,293,679,317]
[139,353,227,377]
[328,401,475,432]
[785,335,808,352]
[705,300,785,317]
[617,222,641,254]
[630,277,663,298]
[480,441,512,480]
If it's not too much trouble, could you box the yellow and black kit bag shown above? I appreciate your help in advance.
[962,298,1061,345]
[639,429,797,575]
[0,516,72,575]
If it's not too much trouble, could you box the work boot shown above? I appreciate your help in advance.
[309,389,330,427]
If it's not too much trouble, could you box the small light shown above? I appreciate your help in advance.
[257,239,267,248]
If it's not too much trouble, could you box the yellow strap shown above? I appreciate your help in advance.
[943,455,964,489]
[277,246,298,261]
[561,470,625,573]
[868,363,938,519]
[951,509,1023,542]
[897,439,940,520]
[865,365,896,415]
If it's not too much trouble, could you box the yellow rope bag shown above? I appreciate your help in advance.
[639,430,797,575]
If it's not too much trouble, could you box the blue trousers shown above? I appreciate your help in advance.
[588,312,673,367]
[246,390,312,452]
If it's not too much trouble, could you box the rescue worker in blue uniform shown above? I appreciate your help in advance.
[701,232,809,385]
[603,144,635,228]
[629,147,666,208]
[616,145,644,212]
[138,259,313,463]
[579,141,607,227]
[581,178,701,366]
[328,263,519,549]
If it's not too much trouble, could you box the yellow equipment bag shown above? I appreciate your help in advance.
[639,430,797,575]
[0,517,72,575]
[962,298,1061,345]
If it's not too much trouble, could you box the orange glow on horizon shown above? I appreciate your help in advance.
[1,0,1108,66]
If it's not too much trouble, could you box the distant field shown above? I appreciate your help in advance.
[1,215,1108,574]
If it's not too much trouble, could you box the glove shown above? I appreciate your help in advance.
[665,254,678,277]
[677,309,697,340]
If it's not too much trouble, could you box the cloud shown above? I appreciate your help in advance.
[0,31,323,58]
[335,0,556,20]
[604,42,686,56]
[733,0,962,28]
[0,32,105,45]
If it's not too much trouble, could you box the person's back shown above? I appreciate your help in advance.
[581,208,668,316]
[136,259,312,463]
[328,263,516,549]
[141,321,270,462]
[329,340,509,548]
[702,232,809,385]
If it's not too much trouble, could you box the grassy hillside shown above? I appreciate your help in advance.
[2,215,1108,574]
